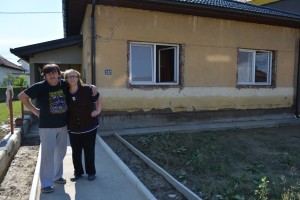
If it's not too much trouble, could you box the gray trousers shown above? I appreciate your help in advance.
[39,126,67,188]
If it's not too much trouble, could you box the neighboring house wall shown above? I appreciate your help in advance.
[0,67,24,85]
[81,5,300,113]
[28,46,82,84]
[0,56,25,86]
[18,59,30,85]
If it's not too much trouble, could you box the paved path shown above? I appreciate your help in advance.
[30,133,154,200]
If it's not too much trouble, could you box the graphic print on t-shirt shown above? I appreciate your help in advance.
[49,89,67,114]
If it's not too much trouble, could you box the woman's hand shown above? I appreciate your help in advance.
[91,110,101,117]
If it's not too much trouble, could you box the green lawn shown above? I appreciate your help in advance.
[0,101,22,123]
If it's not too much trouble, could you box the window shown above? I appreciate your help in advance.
[130,42,179,85]
[237,49,272,86]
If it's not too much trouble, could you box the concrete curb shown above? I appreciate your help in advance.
[100,117,300,136]
[29,145,41,200]
[114,134,202,200]
[97,135,157,200]
[0,116,32,182]
[0,129,21,182]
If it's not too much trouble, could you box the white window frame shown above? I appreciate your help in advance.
[237,49,272,86]
[129,42,179,85]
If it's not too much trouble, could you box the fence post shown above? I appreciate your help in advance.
[6,85,14,134]
[21,86,24,120]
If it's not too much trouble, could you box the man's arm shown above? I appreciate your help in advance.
[90,85,97,96]
[18,91,40,117]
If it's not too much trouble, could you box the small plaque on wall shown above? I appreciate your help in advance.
[105,69,112,75]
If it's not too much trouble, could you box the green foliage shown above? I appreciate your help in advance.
[13,75,28,87]
[281,167,300,200]
[255,177,269,200]
[1,74,28,87]
[1,73,15,86]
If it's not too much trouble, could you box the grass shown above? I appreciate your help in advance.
[0,101,22,140]
[123,125,300,200]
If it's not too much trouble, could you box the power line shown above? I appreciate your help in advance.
[0,11,61,14]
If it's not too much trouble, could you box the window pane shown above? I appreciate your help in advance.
[255,52,269,83]
[131,45,153,82]
[238,51,253,83]
[158,46,175,83]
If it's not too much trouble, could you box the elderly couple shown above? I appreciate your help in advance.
[18,64,102,194]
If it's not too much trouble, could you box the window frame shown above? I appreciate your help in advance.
[237,49,273,87]
[129,42,180,86]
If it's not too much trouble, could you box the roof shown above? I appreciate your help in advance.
[10,35,83,62]
[0,55,24,71]
[63,0,300,37]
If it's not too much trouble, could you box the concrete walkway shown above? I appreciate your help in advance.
[29,128,155,200]
[27,113,300,200]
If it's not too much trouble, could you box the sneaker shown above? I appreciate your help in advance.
[70,174,82,182]
[54,178,66,184]
[88,175,96,181]
[41,186,54,193]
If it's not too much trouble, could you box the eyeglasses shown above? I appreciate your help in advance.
[67,75,78,79]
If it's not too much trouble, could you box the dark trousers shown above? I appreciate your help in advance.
[69,130,97,176]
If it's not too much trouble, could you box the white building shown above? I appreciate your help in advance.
[0,55,25,86]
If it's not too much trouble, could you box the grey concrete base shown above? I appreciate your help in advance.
[99,108,296,133]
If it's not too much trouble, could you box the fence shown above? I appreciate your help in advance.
[5,86,24,134]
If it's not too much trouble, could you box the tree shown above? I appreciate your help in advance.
[1,73,15,86]
[13,75,28,87]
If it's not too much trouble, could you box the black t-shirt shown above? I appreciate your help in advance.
[25,79,68,128]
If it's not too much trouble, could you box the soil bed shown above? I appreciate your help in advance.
[0,135,40,200]
[120,124,300,200]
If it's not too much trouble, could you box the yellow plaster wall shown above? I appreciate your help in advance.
[82,5,300,112]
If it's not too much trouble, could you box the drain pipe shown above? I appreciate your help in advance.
[91,0,96,85]
[295,40,300,118]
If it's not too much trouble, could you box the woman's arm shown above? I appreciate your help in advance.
[91,94,102,117]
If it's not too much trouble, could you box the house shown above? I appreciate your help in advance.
[10,0,300,129]
[0,55,25,86]
[247,0,300,15]
[17,59,31,84]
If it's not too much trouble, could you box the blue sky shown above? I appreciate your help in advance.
[0,0,63,65]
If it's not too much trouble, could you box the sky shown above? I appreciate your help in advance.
[0,0,64,65]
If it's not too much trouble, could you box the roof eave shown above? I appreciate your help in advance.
[63,0,300,37]
[96,0,300,28]
[10,35,83,62]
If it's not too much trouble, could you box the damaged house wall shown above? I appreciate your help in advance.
[81,5,300,114]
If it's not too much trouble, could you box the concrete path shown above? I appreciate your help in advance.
[30,134,154,200]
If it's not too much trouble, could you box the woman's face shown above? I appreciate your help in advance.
[66,72,79,86]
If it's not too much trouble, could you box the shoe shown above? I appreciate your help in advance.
[41,186,54,193]
[54,178,66,184]
[88,175,96,181]
[70,174,82,182]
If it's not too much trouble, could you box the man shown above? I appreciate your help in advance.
[19,64,94,193]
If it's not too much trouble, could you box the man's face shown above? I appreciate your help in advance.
[45,71,60,86]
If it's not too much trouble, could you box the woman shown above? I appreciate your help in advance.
[64,69,102,181]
